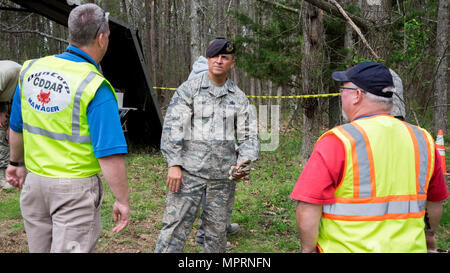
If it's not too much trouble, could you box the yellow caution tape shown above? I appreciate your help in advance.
[153,87,178,91]
[247,94,340,99]
[153,86,340,99]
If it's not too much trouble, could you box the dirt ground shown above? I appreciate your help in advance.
[0,190,202,253]
[0,218,28,253]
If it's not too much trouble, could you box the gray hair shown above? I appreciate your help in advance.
[363,89,394,112]
[68,3,109,47]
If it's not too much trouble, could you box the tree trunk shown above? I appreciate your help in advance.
[358,0,391,62]
[121,0,129,24]
[276,85,282,109]
[190,0,203,65]
[232,0,241,85]
[102,0,111,13]
[144,0,151,73]
[329,0,355,128]
[216,0,225,35]
[300,1,324,164]
[434,0,448,135]
[149,0,159,87]
[250,75,255,98]
[257,79,262,107]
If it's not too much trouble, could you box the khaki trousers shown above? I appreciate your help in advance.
[20,172,104,253]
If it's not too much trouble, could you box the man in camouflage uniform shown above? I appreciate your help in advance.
[0,60,21,190]
[0,125,11,190]
[155,38,259,253]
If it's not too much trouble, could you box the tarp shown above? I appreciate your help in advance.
[8,0,163,147]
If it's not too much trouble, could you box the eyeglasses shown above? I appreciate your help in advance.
[339,86,358,93]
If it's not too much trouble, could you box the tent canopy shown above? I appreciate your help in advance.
[8,0,163,147]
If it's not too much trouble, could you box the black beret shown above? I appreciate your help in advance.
[206,38,235,58]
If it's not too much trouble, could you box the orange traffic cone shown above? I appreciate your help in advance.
[436,130,449,175]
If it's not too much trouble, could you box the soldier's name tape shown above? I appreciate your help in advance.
[153,87,340,99]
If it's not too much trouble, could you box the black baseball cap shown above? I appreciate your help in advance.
[332,62,394,98]
[206,37,235,58]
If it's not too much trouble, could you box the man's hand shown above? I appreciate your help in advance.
[6,165,27,190]
[229,160,252,181]
[112,200,130,233]
[166,166,184,193]
[98,154,130,233]
[231,162,247,180]
[425,201,444,253]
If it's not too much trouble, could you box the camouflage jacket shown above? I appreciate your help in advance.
[161,73,259,180]
[0,127,9,168]
[389,69,406,118]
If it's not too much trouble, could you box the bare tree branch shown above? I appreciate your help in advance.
[306,0,374,30]
[329,0,380,61]
[258,0,380,60]
[258,0,374,31]
[0,29,68,44]
[0,14,33,31]
[258,0,301,14]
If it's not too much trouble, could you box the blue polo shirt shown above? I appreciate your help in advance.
[9,45,127,158]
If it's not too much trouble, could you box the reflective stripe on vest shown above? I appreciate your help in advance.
[403,122,429,195]
[323,199,426,217]
[72,71,97,136]
[22,123,91,143]
[22,71,97,143]
[340,123,373,197]
[19,59,38,94]
[323,120,430,220]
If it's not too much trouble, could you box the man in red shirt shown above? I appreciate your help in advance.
[291,62,448,253]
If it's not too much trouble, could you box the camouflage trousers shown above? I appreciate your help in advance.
[154,170,236,253]
[0,141,11,189]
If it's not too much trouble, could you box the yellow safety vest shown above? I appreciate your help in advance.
[19,56,117,178]
[317,115,435,253]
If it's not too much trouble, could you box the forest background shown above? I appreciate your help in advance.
[0,0,448,253]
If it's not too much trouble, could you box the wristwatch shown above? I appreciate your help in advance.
[9,161,25,167]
